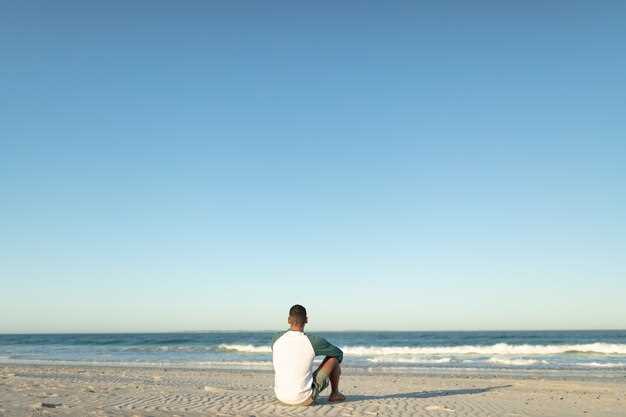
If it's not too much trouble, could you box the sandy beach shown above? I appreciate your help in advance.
[1,364,624,417]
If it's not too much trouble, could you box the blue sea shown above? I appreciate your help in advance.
[2,331,626,375]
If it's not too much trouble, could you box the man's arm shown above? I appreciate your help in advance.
[307,334,343,363]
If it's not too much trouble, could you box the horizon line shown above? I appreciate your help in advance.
[1,328,625,335]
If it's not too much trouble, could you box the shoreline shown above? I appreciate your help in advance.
[1,360,625,382]
[2,363,625,417]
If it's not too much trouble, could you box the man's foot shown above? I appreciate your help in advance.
[328,392,346,403]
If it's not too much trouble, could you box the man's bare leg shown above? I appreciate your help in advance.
[318,356,345,402]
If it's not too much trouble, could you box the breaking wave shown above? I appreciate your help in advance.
[368,357,452,364]
[218,342,626,356]
[122,346,214,353]
[575,362,626,368]
[217,344,272,353]
[341,343,626,356]
[487,357,548,366]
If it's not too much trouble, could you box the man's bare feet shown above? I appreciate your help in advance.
[328,392,346,403]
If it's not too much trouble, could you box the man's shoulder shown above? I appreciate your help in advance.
[271,330,289,348]
[304,333,326,343]
[304,333,343,361]
[303,333,331,350]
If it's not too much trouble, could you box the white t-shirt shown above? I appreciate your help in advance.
[271,330,343,405]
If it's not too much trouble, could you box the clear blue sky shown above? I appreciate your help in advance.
[1,1,625,333]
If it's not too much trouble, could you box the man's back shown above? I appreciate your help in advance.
[272,330,344,405]
[272,330,316,404]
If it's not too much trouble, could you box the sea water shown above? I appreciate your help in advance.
[1,330,625,375]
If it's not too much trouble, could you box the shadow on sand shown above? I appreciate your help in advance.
[331,384,513,403]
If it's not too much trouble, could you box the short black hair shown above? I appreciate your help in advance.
[289,304,307,325]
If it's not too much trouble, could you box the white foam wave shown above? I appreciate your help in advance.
[217,342,626,357]
[487,357,547,366]
[217,344,272,353]
[123,346,214,353]
[341,343,626,356]
[574,362,626,368]
[196,360,273,369]
[0,357,272,370]
[368,357,452,364]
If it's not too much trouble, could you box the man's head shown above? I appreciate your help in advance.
[288,304,308,329]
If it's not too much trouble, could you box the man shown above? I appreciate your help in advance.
[272,304,346,405]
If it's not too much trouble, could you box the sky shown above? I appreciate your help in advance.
[1,1,625,333]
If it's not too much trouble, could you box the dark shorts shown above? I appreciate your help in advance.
[289,368,330,406]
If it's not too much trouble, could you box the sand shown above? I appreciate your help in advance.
[1,364,625,417]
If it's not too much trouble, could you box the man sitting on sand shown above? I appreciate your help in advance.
[272,304,346,405]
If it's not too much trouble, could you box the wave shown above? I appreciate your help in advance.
[368,357,452,364]
[194,360,272,369]
[122,346,215,353]
[341,343,626,356]
[487,357,548,366]
[202,342,626,357]
[217,344,272,353]
[574,362,626,368]
[0,357,272,369]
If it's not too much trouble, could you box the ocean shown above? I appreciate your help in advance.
[1,330,626,375]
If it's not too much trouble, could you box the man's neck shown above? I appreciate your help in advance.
[289,326,304,332]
